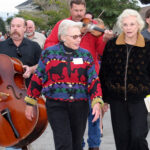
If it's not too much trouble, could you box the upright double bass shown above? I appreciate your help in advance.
[0,54,48,149]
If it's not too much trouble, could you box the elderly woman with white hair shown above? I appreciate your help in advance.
[24,20,103,150]
[100,9,150,150]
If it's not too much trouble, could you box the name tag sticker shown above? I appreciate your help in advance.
[73,58,83,64]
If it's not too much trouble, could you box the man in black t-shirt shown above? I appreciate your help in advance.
[0,17,42,87]
[0,17,41,150]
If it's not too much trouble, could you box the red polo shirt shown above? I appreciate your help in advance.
[44,17,106,74]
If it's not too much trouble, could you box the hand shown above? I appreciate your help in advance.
[23,64,38,78]
[102,103,109,112]
[103,29,114,42]
[25,105,34,121]
[23,65,33,78]
[92,103,101,122]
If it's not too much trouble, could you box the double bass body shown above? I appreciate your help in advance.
[0,54,48,148]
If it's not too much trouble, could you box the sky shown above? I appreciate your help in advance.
[0,0,27,20]
[0,0,150,20]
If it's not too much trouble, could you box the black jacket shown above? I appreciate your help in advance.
[99,32,150,103]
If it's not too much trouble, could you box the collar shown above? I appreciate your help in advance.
[59,43,78,56]
[116,32,145,47]
[63,43,75,53]
[8,38,28,47]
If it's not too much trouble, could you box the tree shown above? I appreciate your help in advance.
[6,16,13,25]
[0,17,6,34]
[16,0,70,32]
[15,0,142,31]
[86,0,140,29]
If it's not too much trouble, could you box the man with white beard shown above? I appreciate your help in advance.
[26,20,46,49]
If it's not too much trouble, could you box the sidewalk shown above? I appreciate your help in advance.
[0,110,150,150]
[25,110,116,150]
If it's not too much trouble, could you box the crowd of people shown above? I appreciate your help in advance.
[0,0,150,150]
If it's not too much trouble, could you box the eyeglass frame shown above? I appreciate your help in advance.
[66,34,82,40]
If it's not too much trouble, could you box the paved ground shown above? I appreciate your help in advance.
[1,110,150,150]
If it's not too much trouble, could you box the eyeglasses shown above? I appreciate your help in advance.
[16,48,22,57]
[66,34,82,40]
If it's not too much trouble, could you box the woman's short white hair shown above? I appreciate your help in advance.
[116,9,145,31]
[58,20,82,41]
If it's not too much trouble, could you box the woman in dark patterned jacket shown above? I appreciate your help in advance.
[100,9,150,150]
[24,20,103,150]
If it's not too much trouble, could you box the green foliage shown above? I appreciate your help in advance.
[13,0,141,31]
[44,10,63,27]
[86,0,140,29]
[0,17,6,34]
[43,0,69,27]
[16,0,69,31]
[6,16,13,25]
[16,11,49,30]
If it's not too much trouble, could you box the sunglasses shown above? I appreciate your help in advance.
[16,48,22,57]
[66,34,82,40]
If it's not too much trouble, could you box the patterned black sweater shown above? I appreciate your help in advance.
[100,32,150,103]
[25,43,103,107]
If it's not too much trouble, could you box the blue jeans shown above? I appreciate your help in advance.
[82,99,101,148]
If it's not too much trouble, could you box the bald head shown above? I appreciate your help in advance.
[11,17,26,27]
[26,20,36,38]
[26,20,35,28]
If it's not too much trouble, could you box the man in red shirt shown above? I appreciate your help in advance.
[44,0,113,74]
[44,0,113,150]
